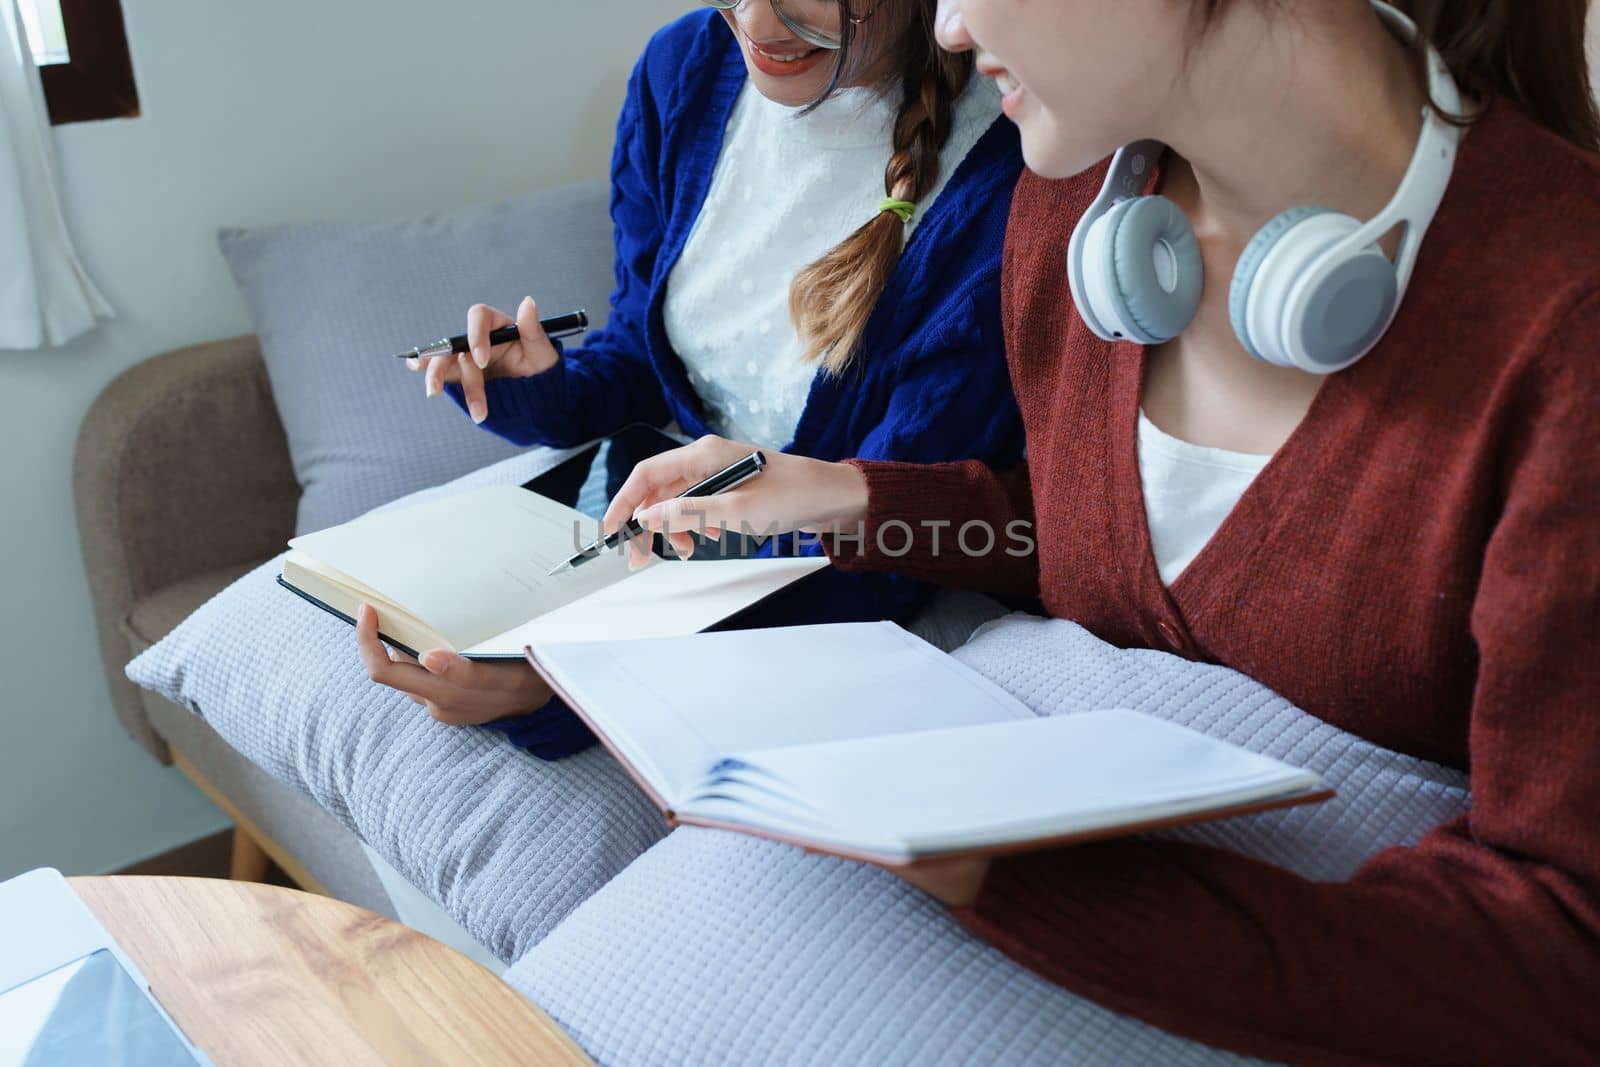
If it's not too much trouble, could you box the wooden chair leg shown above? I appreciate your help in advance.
[228,825,272,883]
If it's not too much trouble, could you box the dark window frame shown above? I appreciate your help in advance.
[38,0,139,125]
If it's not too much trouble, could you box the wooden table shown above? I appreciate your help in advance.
[69,876,591,1067]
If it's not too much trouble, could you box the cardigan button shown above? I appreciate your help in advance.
[1155,620,1186,652]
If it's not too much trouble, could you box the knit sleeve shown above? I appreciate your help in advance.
[953,293,1600,1065]
[448,43,671,448]
[827,458,1038,599]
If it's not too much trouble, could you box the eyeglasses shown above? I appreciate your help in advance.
[700,0,889,51]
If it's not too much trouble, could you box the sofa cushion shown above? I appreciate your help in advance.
[122,561,266,652]
[219,181,615,535]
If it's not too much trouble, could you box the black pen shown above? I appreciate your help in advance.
[549,451,768,576]
[390,309,590,361]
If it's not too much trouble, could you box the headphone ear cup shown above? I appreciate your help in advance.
[1081,197,1202,345]
[1229,205,1331,365]
[1286,245,1399,374]
[1231,206,1399,372]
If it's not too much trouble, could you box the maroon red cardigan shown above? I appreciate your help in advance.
[833,100,1600,1065]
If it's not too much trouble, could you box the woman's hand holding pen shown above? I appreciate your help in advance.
[410,296,561,424]
[604,435,870,565]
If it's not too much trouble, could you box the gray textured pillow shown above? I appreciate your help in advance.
[220,180,614,533]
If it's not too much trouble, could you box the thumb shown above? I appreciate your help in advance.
[420,649,467,680]
[515,295,541,335]
[511,296,560,376]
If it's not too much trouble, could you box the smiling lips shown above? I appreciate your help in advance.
[744,36,829,77]
[978,61,1025,117]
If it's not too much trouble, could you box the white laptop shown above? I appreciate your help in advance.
[0,868,210,1066]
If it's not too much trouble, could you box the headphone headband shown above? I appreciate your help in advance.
[1320,2,1463,294]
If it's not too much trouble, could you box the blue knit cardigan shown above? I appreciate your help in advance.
[463,12,1024,757]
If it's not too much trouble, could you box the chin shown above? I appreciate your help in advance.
[1019,118,1118,182]
[739,63,832,108]
[1019,134,1080,181]
[748,72,828,108]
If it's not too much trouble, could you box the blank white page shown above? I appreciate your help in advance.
[469,556,830,656]
[290,486,627,649]
[531,621,1035,805]
[686,709,1324,859]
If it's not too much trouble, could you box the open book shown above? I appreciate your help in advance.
[526,621,1332,866]
[280,485,828,659]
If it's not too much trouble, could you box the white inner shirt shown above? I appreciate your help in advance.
[1137,409,1273,587]
[664,78,1000,450]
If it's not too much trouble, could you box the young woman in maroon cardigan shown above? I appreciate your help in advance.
[604,0,1600,1062]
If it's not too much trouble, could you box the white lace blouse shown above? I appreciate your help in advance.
[663,78,999,449]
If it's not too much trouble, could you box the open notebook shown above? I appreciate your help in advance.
[280,485,828,659]
[527,621,1331,866]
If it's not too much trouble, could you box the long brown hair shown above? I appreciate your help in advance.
[789,1,974,375]
[1200,1,1600,153]
[1396,0,1600,152]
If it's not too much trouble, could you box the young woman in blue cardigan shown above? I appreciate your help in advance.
[353,3,1024,752]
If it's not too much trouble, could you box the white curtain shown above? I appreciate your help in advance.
[0,0,110,349]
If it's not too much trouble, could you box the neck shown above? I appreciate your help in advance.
[1157,3,1428,246]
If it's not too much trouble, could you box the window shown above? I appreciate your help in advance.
[20,0,140,125]
[18,0,68,65]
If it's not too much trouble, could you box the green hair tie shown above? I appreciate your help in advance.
[879,197,916,224]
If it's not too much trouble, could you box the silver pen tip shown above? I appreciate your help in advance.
[397,340,454,361]
[547,561,573,577]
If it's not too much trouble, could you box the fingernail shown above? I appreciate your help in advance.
[473,347,487,369]
[940,9,963,36]
[470,405,486,424]
[425,379,439,399]
[406,357,419,370]
[420,651,447,673]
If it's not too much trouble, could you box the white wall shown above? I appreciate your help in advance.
[1590,3,1600,103]
[0,0,667,879]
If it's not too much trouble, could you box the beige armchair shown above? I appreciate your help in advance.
[74,337,394,909]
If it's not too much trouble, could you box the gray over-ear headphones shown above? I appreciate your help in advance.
[1065,1,1463,374]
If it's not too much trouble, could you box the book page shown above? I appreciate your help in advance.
[682,709,1324,860]
[529,621,1034,806]
[289,486,629,649]
[467,555,830,656]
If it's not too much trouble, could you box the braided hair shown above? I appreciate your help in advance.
[789,1,975,375]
